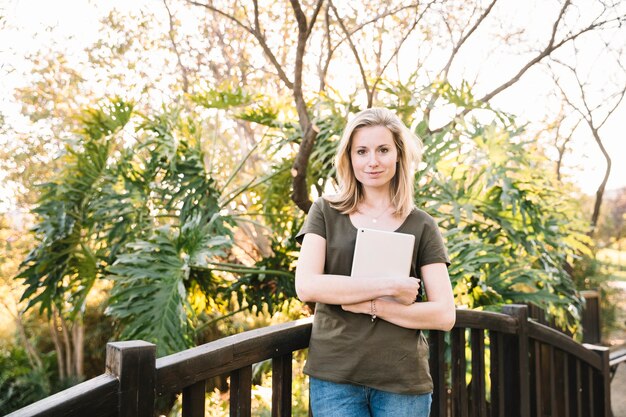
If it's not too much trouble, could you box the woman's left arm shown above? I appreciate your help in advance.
[341,263,456,331]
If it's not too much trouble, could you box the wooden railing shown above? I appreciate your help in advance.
[7,305,613,417]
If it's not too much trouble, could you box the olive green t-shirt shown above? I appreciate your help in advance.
[296,197,450,395]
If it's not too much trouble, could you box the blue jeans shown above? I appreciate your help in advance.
[309,377,432,417]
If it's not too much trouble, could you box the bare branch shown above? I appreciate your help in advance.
[306,0,325,40]
[441,0,498,79]
[549,56,624,231]
[186,0,254,35]
[430,3,624,135]
[480,6,623,103]
[322,3,421,79]
[163,0,189,93]
[318,2,332,91]
[370,3,430,97]
[186,0,294,89]
[329,0,371,105]
[424,1,498,123]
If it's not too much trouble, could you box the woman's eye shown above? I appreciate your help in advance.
[356,149,366,155]
[380,148,389,153]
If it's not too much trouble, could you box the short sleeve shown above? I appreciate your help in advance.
[295,198,327,244]
[417,214,450,267]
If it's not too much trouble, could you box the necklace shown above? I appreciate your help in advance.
[360,204,392,223]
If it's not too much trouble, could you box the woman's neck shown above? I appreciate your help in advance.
[360,188,392,210]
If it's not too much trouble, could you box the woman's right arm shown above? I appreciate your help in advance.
[295,233,420,305]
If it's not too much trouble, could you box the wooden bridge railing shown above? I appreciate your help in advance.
[7,305,613,417]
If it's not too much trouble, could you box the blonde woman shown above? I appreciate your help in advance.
[296,107,455,416]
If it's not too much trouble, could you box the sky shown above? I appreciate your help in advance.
[1,0,625,204]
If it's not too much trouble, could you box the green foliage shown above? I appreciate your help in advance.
[17,98,134,318]
[0,343,53,414]
[190,85,255,110]
[78,98,133,140]
[425,121,590,328]
[220,222,301,315]
[17,99,234,355]
[107,220,229,355]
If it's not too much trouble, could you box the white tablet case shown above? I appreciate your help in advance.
[350,228,415,278]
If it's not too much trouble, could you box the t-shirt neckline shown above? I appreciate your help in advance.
[347,209,415,233]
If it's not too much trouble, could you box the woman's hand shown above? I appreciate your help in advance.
[391,276,421,305]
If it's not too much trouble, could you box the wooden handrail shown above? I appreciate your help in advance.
[155,317,313,395]
[4,375,118,417]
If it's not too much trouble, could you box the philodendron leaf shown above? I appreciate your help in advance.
[106,226,191,356]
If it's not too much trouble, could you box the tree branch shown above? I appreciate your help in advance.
[321,3,420,84]
[425,0,497,124]
[431,3,624,134]
[163,0,189,93]
[479,4,623,103]
[549,57,625,232]
[329,0,371,105]
[370,4,427,100]
[441,0,498,79]
[187,0,294,89]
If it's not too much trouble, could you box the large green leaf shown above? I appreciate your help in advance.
[107,220,231,356]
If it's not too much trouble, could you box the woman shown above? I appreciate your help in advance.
[295,107,455,416]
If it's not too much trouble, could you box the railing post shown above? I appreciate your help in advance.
[502,305,530,417]
[581,290,601,344]
[106,341,156,417]
[272,353,293,417]
[429,330,447,417]
[584,344,611,417]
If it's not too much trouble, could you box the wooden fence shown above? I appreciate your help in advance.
[7,305,613,417]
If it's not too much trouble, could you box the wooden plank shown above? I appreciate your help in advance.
[230,365,252,417]
[562,350,570,417]
[502,305,530,417]
[580,290,601,344]
[548,345,557,417]
[529,339,541,417]
[573,358,582,417]
[106,341,156,417]
[451,327,468,417]
[429,330,447,417]
[455,310,517,334]
[586,345,611,417]
[182,380,206,417]
[489,331,505,417]
[539,343,551,417]
[470,328,486,417]
[554,349,566,417]
[156,318,312,395]
[4,375,118,417]
[272,354,292,417]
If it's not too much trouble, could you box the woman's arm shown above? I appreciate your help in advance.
[295,233,420,305]
[341,263,456,331]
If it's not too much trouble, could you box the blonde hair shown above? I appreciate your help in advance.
[327,107,422,217]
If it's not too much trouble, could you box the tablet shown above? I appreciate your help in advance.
[350,228,415,278]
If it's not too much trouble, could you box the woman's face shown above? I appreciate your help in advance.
[350,125,398,191]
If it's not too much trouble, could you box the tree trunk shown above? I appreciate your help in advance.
[72,316,85,377]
